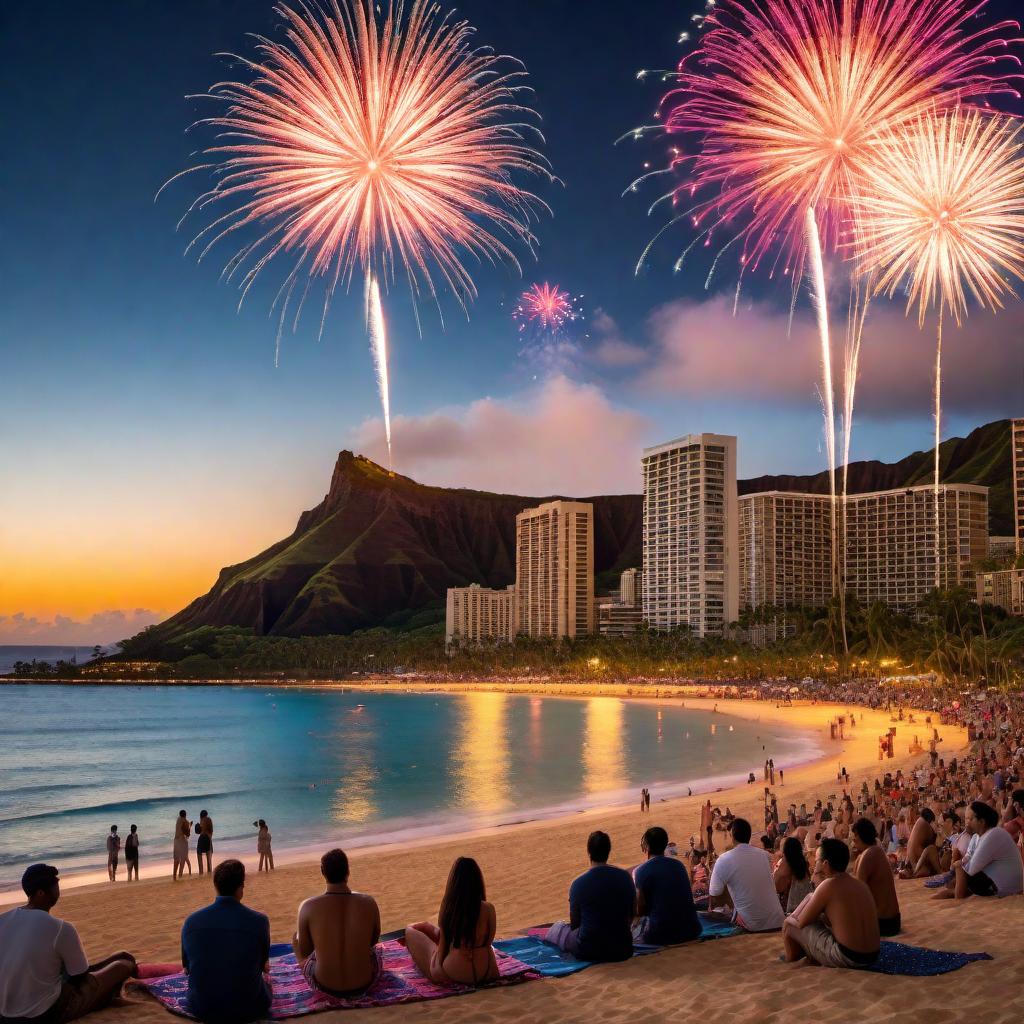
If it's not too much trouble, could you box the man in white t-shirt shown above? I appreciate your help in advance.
[0,864,137,1023]
[954,802,1024,899]
[707,818,785,932]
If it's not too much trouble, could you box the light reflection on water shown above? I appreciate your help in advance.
[0,685,819,885]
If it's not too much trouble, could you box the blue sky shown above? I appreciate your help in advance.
[1,0,1021,640]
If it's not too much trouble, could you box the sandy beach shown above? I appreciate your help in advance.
[25,696,1020,1024]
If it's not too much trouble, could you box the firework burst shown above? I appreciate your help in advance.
[512,282,584,334]
[649,0,1021,279]
[162,0,549,467]
[851,107,1024,586]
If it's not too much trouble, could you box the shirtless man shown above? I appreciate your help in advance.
[851,818,901,936]
[293,849,381,998]
[700,800,714,857]
[783,839,880,969]
[900,807,937,878]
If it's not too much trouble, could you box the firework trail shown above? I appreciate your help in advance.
[851,108,1024,587]
[632,0,1021,642]
[161,0,548,464]
[365,274,391,465]
[513,282,584,334]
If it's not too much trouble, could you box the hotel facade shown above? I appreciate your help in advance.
[515,500,595,639]
[642,434,739,637]
[444,584,516,649]
[977,568,1024,617]
[739,484,988,615]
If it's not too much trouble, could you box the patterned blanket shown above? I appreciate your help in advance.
[134,941,537,1018]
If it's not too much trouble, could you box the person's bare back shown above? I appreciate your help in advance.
[293,850,381,996]
[295,889,381,994]
[814,872,879,954]
[855,844,899,920]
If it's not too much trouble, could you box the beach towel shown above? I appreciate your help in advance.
[134,941,537,1018]
[867,942,992,977]
[492,915,742,978]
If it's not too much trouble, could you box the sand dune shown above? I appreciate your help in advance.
[38,698,1017,1024]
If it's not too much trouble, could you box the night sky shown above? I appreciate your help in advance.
[2,0,1022,640]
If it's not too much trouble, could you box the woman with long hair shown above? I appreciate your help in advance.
[773,836,814,913]
[405,857,498,986]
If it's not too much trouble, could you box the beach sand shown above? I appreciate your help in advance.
[36,697,1020,1024]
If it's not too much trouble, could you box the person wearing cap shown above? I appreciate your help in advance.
[0,864,136,1023]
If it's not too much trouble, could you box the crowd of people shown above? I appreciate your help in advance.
[3,688,1023,1023]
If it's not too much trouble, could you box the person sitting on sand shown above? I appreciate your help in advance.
[782,839,880,969]
[774,837,814,914]
[181,860,271,1024]
[0,863,137,1023]
[406,857,497,986]
[255,820,274,872]
[292,849,381,998]
[851,818,900,936]
[632,826,701,945]
[899,806,937,878]
[546,831,636,962]
[707,818,784,932]
[943,801,1023,900]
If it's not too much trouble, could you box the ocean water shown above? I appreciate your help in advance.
[0,685,820,887]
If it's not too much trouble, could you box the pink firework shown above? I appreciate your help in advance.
[648,0,1022,278]
[513,282,583,333]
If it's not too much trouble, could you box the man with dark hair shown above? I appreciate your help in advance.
[851,818,900,935]
[181,860,271,1023]
[292,849,381,998]
[707,818,783,932]
[546,831,636,961]
[951,801,1023,899]
[632,827,701,945]
[783,839,880,969]
[0,864,136,1022]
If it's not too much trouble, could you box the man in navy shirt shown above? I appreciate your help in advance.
[181,860,271,1024]
[633,826,702,945]
[546,831,636,961]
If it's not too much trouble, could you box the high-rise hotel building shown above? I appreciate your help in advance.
[1014,418,1024,556]
[738,492,833,611]
[738,484,988,613]
[445,584,516,649]
[844,484,987,604]
[642,434,739,637]
[515,500,595,638]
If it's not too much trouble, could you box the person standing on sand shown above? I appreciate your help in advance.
[645,789,651,812]
[106,826,120,882]
[196,810,214,875]
[125,825,140,882]
[173,810,191,881]
[256,820,274,872]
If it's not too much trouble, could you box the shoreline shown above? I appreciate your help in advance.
[1,695,964,907]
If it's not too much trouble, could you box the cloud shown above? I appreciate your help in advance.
[589,309,648,369]
[0,608,164,646]
[628,296,1024,417]
[352,376,649,495]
